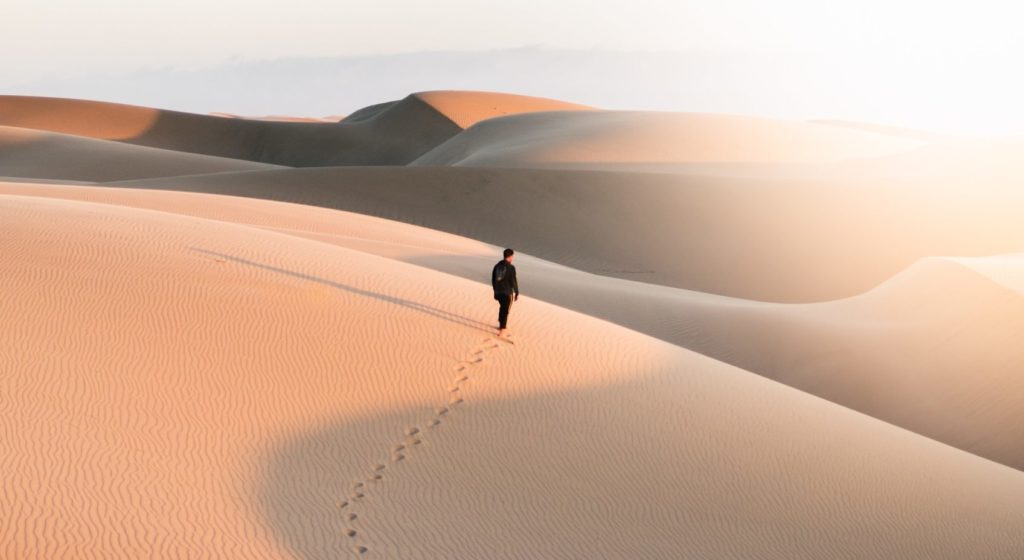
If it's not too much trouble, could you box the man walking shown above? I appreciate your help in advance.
[491,248,519,336]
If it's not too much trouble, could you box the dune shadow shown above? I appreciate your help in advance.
[256,381,675,560]
[119,95,462,166]
[255,374,1016,560]
[190,248,496,333]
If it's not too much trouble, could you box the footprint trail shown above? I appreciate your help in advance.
[337,334,512,556]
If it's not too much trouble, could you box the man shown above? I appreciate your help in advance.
[491,248,519,336]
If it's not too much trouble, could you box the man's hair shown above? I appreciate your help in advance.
[503,248,515,259]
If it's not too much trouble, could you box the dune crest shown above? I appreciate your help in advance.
[0,96,160,140]
[0,95,462,166]
[113,163,1024,302]
[413,90,593,128]
[0,125,280,181]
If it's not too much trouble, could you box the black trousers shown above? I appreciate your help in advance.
[495,293,513,329]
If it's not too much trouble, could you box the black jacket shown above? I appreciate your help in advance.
[492,260,519,297]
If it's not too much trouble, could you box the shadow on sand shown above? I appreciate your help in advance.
[255,381,697,560]
[190,247,497,334]
[253,373,999,560]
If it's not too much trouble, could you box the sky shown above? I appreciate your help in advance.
[4,0,1024,134]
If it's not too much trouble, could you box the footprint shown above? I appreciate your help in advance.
[392,444,405,452]
[407,437,422,446]
[351,492,365,500]
[455,365,467,372]
[429,419,441,428]
[456,375,469,383]
[344,528,357,538]
[353,545,368,555]
[405,427,420,436]
[471,357,484,364]
[449,397,464,406]
[392,453,406,462]
[338,500,349,509]
[435,407,449,416]
[374,464,386,472]
[448,386,460,393]
[346,512,358,521]
[370,474,383,481]
[352,481,364,490]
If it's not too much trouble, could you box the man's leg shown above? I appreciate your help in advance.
[497,294,511,330]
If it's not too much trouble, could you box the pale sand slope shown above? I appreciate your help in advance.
[113,164,1024,302]
[0,125,281,181]
[835,135,1024,181]
[3,187,1024,559]
[11,181,1024,473]
[411,111,923,167]
[0,95,462,166]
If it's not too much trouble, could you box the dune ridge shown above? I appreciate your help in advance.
[0,92,606,169]
[0,94,462,166]
[3,185,1024,559]
[112,164,1024,302]
[413,90,593,128]
[0,125,281,181]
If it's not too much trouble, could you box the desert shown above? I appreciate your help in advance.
[3,86,1024,559]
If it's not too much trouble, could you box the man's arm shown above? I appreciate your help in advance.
[511,266,519,299]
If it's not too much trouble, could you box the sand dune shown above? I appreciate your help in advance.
[10,181,1024,473]
[0,95,462,166]
[209,112,346,123]
[5,90,1024,558]
[414,90,593,128]
[647,255,1024,471]
[113,164,1024,302]
[411,111,924,167]
[401,248,1024,474]
[3,184,1024,559]
[0,125,280,181]
[0,93,602,168]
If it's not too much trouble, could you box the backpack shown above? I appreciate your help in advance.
[494,262,508,284]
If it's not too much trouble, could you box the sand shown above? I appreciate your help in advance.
[3,183,1024,559]
[9,181,1024,474]
[209,112,346,123]
[0,125,280,181]
[411,110,924,167]
[414,90,593,128]
[114,164,1024,302]
[0,92,599,167]
[0,95,462,166]
[3,90,1024,559]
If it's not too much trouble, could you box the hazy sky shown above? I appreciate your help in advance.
[5,0,1024,133]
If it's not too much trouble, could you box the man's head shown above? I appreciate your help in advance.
[503,248,515,262]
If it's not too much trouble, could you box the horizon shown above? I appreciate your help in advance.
[5,1,1024,136]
